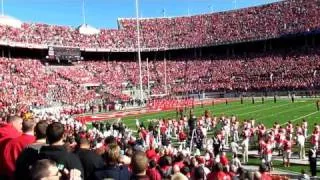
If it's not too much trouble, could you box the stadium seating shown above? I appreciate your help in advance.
[0,46,319,113]
[0,0,318,50]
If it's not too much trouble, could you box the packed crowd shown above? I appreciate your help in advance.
[1,46,320,115]
[0,107,318,180]
[0,0,318,50]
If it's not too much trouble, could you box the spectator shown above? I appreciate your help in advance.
[2,118,36,178]
[38,122,84,179]
[30,159,82,180]
[93,143,131,180]
[259,164,272,180]
[146,160,161,180]
[75,138,104,180]
[0,116,23,178]
[15,120,49,180]
[130,151,150,180]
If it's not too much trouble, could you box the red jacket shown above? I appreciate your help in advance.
[207,171,228,180]
[146,168,161,180]
[2,134,36,177]
[261,172,272,180]
[146,149,156,159]
[0,124,21,176]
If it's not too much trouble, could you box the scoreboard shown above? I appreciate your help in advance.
[47,46,82,61]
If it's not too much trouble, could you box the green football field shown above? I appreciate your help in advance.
[88,98,320,175]
[120,98,320,132]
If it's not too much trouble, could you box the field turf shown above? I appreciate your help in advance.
[120,98,319,132]
[89,98,320,175]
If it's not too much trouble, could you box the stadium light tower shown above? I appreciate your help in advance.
[162,8,166,17]
[135,0,144,102]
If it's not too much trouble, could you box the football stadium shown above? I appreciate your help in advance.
[0,0,320,179]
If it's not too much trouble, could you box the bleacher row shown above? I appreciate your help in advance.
[0,0,318,50]
[0,47,320,110]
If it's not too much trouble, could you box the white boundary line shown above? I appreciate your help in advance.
[256,103,314,120]
[236,103,291,116]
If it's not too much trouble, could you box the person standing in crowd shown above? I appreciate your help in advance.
[297,132,306,160]
[259,164,272,180]
[130,151,150,180]
[93,143,131,180]
[282,136,292,167]
[75,138,104,180]
[39,122,84,178]
[30,159,82,180]
[309,146,317,177]
[0,116,23,179]
[15,120,49,180]
[2,118,36,178]
[291,93,295,103]
[241,134,249,164]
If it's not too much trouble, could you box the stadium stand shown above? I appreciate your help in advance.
[0,0,319,179]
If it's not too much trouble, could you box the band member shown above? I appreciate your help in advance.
[302,119,308,137]
[282,136,292,167]
[241,135,249,164]
[297,132,306,159]
[291,93,295,103]
[309,146,317,177]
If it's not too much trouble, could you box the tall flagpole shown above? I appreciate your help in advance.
[147,58,150,96]
[82,0,86,24]
[136,0,144,102]
[1,0,4,16]
[164,57,167,95]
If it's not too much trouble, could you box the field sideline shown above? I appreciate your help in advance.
[85,98,320,175]
[119,98,319,132]
[85,98,319,133]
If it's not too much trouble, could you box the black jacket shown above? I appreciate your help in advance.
[75,148,104,180]
[39,145,84,177]
[93,165,131,180]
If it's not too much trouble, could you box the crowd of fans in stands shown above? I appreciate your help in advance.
[0,0,318,50]
[0,46,320,115]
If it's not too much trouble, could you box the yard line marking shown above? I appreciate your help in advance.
[236,103,291,116]
[280,111,319,126]
[214,101,279,114]
[256,102,314,120]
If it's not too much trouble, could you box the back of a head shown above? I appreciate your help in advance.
[194,166,205,180]
[79,137,90,149]
[215,163,223,172]
[35,121,49,140]
[259,164,268,173]
[22,119,36,133]
[46,122,65,144]
[30,159,59,180]
[7,115,23,132]
[172,172,188,180]
[131,151,148,175]
[106,143,120,165]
